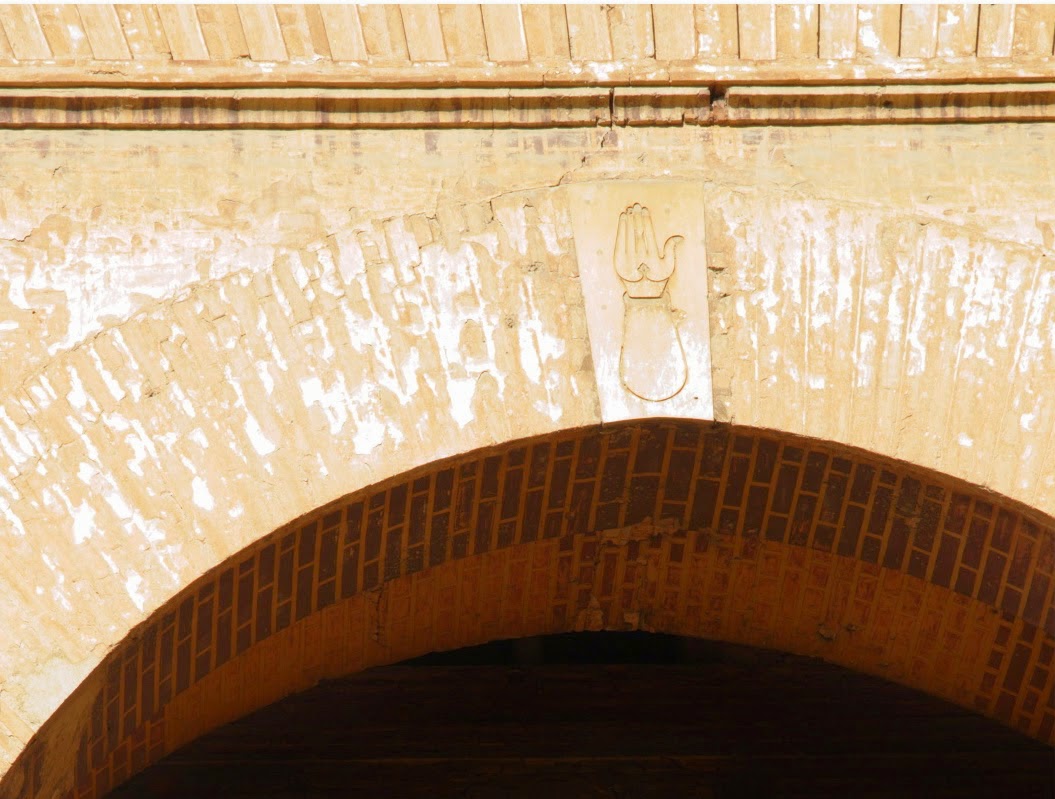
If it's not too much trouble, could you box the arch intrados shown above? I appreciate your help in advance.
[6,419,1054,799]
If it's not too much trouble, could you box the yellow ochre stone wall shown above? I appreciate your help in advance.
[1,3,1055,794]
[2,122,1053,787]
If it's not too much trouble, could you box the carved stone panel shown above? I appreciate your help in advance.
[568,181,713,422]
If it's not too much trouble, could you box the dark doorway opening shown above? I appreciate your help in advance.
[109,633,1054,798]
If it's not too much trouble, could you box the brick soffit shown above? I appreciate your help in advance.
[6,422,1055,799]
[0,4,1054,128]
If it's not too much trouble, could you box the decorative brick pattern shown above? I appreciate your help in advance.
[12,421,1055,799]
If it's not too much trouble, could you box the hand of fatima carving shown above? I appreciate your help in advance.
[613,204,688,402]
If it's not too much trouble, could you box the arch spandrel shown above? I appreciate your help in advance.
[702,181,1055,506]
[4,421,1052,799]
[1,112,1055,796]
[0,170,602,786]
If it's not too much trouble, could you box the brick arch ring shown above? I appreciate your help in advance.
[6,420,1054,799]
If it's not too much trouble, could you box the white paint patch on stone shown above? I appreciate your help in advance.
[100,550,119,575]
[300,375,350,436]
[441,246,489,365]
[0,495,26,537]
[961,263,998,368]
[72,501,96,544]
[517,325,542,384]
[857,9,881,51]
[588,61,617,81]
[905,251,934,377]
[398,346,422,401]
[52,588,72,612]
[255,360,276,395]
[494,203,529,256]
[127,511,182,584]
[189,427,209,450]
[109,330,144,402]
[314,453,330,479]
[272,273,296,318]
[289,250,311,289]
[65,369,88,410]
[27,377,56,411]
[315,316,336,361]
[311,242,346,298]
[224,365,277,456]
[87,345,126,403]
[808,232,835,333]
[4,271,29,309]
[1017,271,1053,374]
[102,485,133,521]
[958,432,974,448]
[76,462,133,523]
[353,413,386,454]
[885,279,905,331]
[9,215,263,358]
[125,431,148,477]
[466,230,500,260]
[446,379,477,428]
[347,257,428,407]
[169,382,197,418]
[261,326,289,371]
[0,404,40,467]
[534,217,561,257]
[191,476,214,511]
[516,281,567,411]
[331,232,367,284]
[73,455,136,529]
[123,418,161,479]
[244,413,276,456]
[383,217,420,280]
[65,415,101,464]
[125,571,146,612]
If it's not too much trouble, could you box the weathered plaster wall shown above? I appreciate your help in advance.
[0,127,601,770]
[1,122,1054,778]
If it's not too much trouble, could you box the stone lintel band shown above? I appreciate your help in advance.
[2,83,1055,129]
[1,60,1055,89]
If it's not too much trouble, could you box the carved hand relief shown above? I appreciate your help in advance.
[613,203,688,401]
[568,183,713,423]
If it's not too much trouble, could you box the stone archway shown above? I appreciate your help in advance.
[2,6,1055,795]
[7,420,1052,799]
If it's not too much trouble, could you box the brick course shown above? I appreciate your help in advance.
[10,420,1050,799]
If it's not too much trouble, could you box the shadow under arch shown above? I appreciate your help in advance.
[6,420,1054,799]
